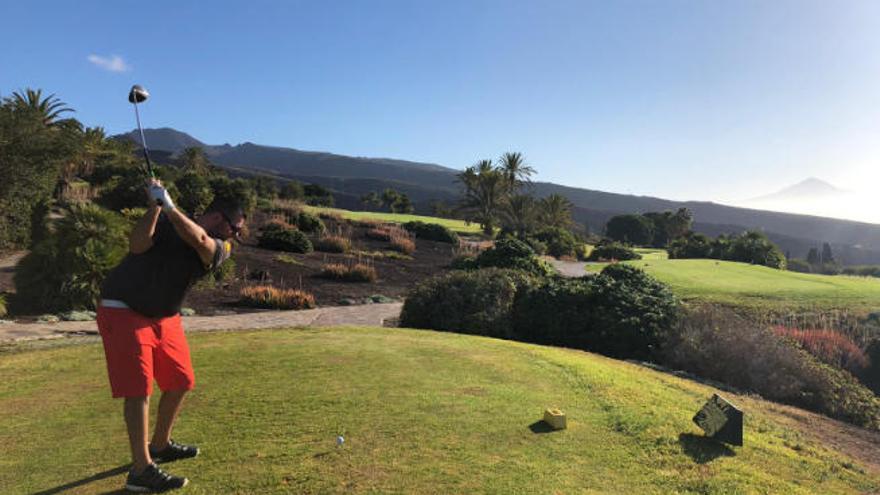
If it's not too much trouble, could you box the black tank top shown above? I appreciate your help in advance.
[101,215,229,318]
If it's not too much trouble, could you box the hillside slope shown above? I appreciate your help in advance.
[1,327,877,494]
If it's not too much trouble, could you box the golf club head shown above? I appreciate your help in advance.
[128,85,149,104]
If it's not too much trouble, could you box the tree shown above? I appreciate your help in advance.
[457,160,507,235]
[498,152,535,193]
[501,194,539,237]
[381,188,401,212]
[605,214,654,246]
[821,243,835,264]
[644,208,693,247]
[181,147,211,175]
[250,176,279,199]
[538,194,573,229]
[807,247,821,266]
[279,180,305,200]
[360,191,381,208]
[176,172,215,215]
[10,88,74,126]
[727,231,786,269]
[391,193,414,214]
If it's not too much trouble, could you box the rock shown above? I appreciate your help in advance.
[338,298,358,306]
[59,310,97,321]
[369,295,396,304]
[180,307,197,316]
[37,314,61,323]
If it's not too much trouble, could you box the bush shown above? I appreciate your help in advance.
[389,235,416,255]
[586,241,641,261]
[400,268,538,339]
[0,293,7,318]
[473,238,555,276]
[314,235,351,253]
[195,257,237,289]
[513,265,679,360]
[239,285,316,310]
[318,263,377,282]
[96,172,151,211]
[257,226,313,253]
[533,227,578,258]
[773,327,869,376]
[728,231,787,269]
[668,233,713,259]
[209,176,257,214]
[402,221,459,244]
[175,172,214,215]
[664,307,880,430]
[296,211,325,234]
[864,340,880,393]
[13,204,130,313]
[605,214,654,246]
[786,258,813,274]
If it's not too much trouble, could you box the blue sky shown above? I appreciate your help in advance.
[2,0,879,207]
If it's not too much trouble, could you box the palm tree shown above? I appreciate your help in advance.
[502,194,538,237]
[457,159,506,235]
[498,152,535,193]
[539,194,574,228]
[10,88,74,126]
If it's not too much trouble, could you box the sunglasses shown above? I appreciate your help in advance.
[220,211,243,240]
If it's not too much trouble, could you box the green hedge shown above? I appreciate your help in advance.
[403,221,459,244]
[473,238,555,276]
[586,241,641,261]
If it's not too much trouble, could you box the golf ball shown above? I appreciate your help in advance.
[336,435,345,446]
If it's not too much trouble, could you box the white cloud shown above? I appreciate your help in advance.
[87,54,130,73]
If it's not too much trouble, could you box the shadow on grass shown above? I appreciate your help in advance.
[31,464,129,495]
[528,420,556,434]
[678,433,736,464]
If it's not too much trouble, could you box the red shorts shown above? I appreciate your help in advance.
[97,306,195,398]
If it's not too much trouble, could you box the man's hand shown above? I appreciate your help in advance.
[149,184,176,212]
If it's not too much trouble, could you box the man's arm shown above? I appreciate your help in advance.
[163,206,217,267]
[129,206,161,254]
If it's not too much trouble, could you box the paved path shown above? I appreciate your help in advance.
[545,257,592,278]
[0,303,403,344]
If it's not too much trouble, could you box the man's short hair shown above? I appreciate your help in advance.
[204,197,246,223]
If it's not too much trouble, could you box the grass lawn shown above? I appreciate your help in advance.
[634,248,669,260]
[586,259,880,312]
[303,205,483,235]
[1,327,877,494]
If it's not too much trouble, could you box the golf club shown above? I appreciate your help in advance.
[128,84,154,178]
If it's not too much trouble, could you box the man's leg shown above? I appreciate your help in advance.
[151,389,187,450]
[124,396,152,474]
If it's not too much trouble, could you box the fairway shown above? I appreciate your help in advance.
[304,206,483,234]
[1,327,877,494]
[586,259,880,312]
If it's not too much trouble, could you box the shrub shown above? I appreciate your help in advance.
[402,221,459,244]
[389,235,416,255]
[239,285,316,310]
[664,307,880,430]
[314,234,351,253]
[773,327,869,376]
[786,258,813,274]
[513,265,679,360]
[96,172,152,211]
[728,231,787,269]
[195,257,237,289]
[0,293,7,318]
[296,211,325,233]
[668,233,713,259]
[400,268,538,339]
[864,340,880,393]
[175,172,214,215]
[209,176,257,214]
[533,227,578,258]
[605,214,654,246]
[13,204,130,313]
[586,241,641,261]
[450,255,478,270]
[318,263,377,282]
[473,238,555,276]
[366,227,391,241]
[257,226,313,253]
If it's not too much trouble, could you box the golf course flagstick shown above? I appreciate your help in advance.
[128,84,155,179]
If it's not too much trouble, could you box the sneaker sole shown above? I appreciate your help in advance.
[125,477,189,492]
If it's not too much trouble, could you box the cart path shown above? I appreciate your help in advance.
[545,257,592,278]
[0,303,403,344]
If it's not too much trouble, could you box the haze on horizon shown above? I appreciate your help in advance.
[2,0,879,223]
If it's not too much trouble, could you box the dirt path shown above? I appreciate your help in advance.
[0,250,26,293]
[545,257,591,277]
[0,303,403,343]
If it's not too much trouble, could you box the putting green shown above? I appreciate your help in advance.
[1,327,877,493]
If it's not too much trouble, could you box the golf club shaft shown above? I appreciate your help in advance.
[132,101,154,178]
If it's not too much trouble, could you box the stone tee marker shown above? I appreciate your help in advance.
[693,394,743,446]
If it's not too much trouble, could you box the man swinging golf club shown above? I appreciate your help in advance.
[98,180,245,492]
[96,84,246,492]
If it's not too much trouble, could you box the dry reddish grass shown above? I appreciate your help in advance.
[239,285,316,310]
[774,326,869,373]
[314,234,352,253]
[318,262,378,282]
